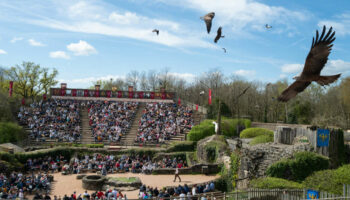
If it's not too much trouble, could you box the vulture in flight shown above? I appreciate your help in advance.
[278,26,340,102]
[200,12,215,34]
[222,48,226,53]
[214,27,224,43]
[152,29,159,35]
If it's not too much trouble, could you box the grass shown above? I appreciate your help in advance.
[108,177,137,183]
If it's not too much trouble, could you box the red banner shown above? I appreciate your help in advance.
[43,94,47,101]
[106,91,111,98]
[196,104,199,111]
[21,98,25,105]
[9,81,13,97]
[150,92,155,99]
[178,98,181,105]
[60,89,66,96]
[95,90,100,97]
[208,89,212,105]
[161,92,166,99]
[128,91,134,98]
[72,89,77,97]
[138,92,144,99]
[117,91,122,98]
[84,90,88,97]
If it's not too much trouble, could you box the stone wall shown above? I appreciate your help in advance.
[235,142,313,189]
[152,164,220,175]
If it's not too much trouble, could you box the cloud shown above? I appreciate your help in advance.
[323,59,350,75]
[233,69,256,77]
[10,37,23,43]
[50,51,70,59]
[28,39,45,46]
[281,63,303,74]
[169,72,195,82]
[67,40,97,56]
[158,0,308,36]
[318,13,350,36]
[58,75,125,88]
[0,49,7,54]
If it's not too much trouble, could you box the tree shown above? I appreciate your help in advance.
[126,70,139,90]
[5,62,58,99]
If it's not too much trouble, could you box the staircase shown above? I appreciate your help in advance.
[80,108,94,144]
[120,103,146,146]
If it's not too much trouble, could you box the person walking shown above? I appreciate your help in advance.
[174,166,181,182]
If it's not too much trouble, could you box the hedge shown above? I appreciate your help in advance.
[250,177,303,189]
[0,122,26,144]
[187,120,215,142]
[166,141,195,152]
[240,128,274,138]
[250,134,274,145]
[303,164,350,195]
[267,151,329,182]
[221,119,251,137]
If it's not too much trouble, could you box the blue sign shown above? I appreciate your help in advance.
[307,189,319,199]
[317,129,330,147]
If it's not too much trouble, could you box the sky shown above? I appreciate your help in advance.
[0,0,350,88]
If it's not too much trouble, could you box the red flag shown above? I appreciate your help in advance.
[43,94,47,101]
[95,90,100,97]
[150,92,155,99]
[128,91,133,98]
[72,89,77,97]
[208,89,212,105]
[138,92,144,99]
[161,92,166,99]
[178,98,181,105]
[21,98,25,105]
[84,90,89,97]
[60,89,66,96]
[117,91,122,98]
[9,81,13,97]
[196,104,198,111]
[106,91,111,98]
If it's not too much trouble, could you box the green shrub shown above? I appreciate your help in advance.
[240,128,273,138]
[187,120,215,142]
[250,177,303,189]
[303,164,350,194]
[250,134,273,145]
[267,151,329,182]
[0,122,26,144]
[221,119,252,137]
[86,144,104,148]
[231,152,240,188]
[166,141,195,152]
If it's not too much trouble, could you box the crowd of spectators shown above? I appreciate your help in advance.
[0,172,52,199]
[18,99,81,142]
[25,155,68,173]
[138,182,215,199]
[67,154,187,175]
[135,103,193,143]
[88,101,138,142]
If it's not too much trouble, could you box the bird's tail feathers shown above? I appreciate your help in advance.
[221,35,225,38]
[316,74,341,86]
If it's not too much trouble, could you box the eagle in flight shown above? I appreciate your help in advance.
[200,12,215,34]
[278,26,340,102]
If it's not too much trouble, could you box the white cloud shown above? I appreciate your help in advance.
[67,40,97,56]
[281,63,303,74]
[318,13,350,36]
[323,59,350,75]
[0,49,7,54]
[169,72,195,82]
[10,37,23,43]
[158,0,308,35]
[28,39,45,46]
[50,51,70,59]
[233,69,256,77]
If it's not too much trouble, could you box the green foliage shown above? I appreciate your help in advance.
[231,152,240,188]
[187,120,215,142]
[0,122,26,144]
[250,177,303,189]
[240,128,273,139]
[207,98,232,119]
[85,144,104,148]
[267,151,329,182]
[215,166,233,192]
[288,100,314,124]
[205,144,217,163]
[250,134,274,145]
[166,141,195,152]
[303,164,350,195]
[221,119,252,137]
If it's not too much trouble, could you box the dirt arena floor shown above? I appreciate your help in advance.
[49,172,219,199]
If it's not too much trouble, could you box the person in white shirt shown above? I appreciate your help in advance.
[173,167,181,182]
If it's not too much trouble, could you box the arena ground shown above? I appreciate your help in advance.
[49,172,219,199]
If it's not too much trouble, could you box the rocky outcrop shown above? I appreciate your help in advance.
[196,135,228,164]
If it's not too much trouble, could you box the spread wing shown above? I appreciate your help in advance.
[202,12,215,34]
[277,81,311,102]
[302,26,335,77]
[214,27,222,43]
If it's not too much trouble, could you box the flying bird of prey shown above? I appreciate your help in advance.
[199,91,205,96]
[265,24,272,29]
[214,27,224,43]
[278,26,340,102]
[200,12,215,34]
[222,48,226,53]
[152,29,159,35]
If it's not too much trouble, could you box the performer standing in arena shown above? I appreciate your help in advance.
[174,166,181,182]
